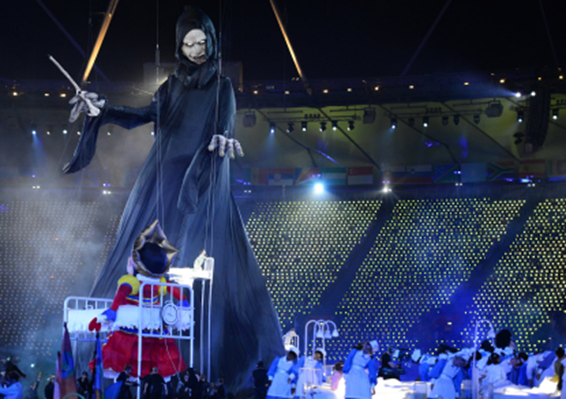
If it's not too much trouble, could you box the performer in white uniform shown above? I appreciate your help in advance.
[267,347,300,399]
[343,342,377,399]
[430,356,466,399]
[294,348,325,399]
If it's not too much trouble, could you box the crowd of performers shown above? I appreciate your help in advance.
[0,360,229,399]
[6,328,566,399]
[258,329,566,399]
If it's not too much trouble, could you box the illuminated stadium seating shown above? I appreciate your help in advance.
[327,199,525,361]
[3,194,566,370]
[462,198,566,353]
[246,200,383,331]
[0,200,114,360]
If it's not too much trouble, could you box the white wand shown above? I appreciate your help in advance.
[48,55,101,118]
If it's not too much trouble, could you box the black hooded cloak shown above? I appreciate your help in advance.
[64,6,284,390]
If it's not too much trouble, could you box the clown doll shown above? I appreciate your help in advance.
[89,220,188,379]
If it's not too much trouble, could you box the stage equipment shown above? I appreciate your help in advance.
[304,319,338,370]
[391,118,397,129]
[485,101,503,118]
[169,257,214,382]
[363,108,376,124]
[243,112,257,127]
[287,123,294,133]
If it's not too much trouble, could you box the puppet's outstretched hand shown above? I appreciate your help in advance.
[68,91,106,123]
[208,134,245,159]
[87,308,116,332]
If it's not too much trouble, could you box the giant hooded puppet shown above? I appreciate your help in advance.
[64,6,284,389]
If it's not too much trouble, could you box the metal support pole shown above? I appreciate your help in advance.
[207,265,214,381]
[137,290,143,399]
[200,280,205,373]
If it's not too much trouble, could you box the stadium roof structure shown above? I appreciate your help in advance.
[1,67,566,174]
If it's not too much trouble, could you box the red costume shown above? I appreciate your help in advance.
[89,220,188,379]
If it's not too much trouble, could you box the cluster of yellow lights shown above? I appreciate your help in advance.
[247,200,382,334]
[0,200,106,359]
[330,198,525,359]
[462,198,566,353]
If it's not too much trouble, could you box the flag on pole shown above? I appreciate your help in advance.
[93,333,104,399]
[56,323,78,399]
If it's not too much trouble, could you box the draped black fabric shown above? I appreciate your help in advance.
[64,6,284,391]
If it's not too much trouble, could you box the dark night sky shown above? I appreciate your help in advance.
[1,0,566,83]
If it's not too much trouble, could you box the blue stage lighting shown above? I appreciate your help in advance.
[314,183,324,194]
[269,122,276,134]
[391,118,397,129]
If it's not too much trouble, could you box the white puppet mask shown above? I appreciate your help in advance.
[182,29,207,65]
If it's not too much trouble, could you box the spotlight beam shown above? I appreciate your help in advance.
[401,0,453,76]
[441,102,520,161]
[269,0,312,95]
[255,109,343,168]
[35,0,110,83]
[82,0,120,85]
[317,108,381,171]
[380,105,458,164]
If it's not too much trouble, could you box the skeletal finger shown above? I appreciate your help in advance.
[91,99,106,109]
[208,135,219,152]
[69,103,82,123]
[234,140,245,157]
[84,92,99,100]
[218,135,227,157]
[69,95,82,105]
[227,140,235,159]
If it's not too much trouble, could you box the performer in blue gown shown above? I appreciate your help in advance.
[64,6,284,390]
[343,342,377,399]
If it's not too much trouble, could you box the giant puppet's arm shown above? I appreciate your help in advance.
[177,77,237,214]
[207,77,243,158]
[63,81,169,174]
[88,275,139,331]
